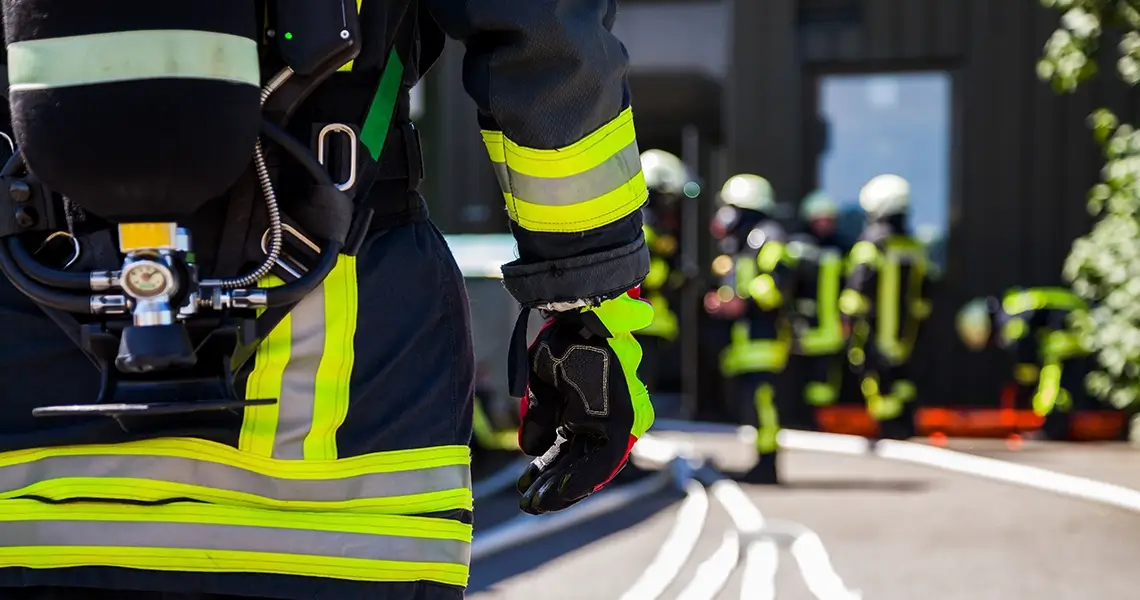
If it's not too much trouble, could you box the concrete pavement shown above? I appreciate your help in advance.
[469,438,1140,600]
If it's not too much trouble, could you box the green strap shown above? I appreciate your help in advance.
[360,48,405,160]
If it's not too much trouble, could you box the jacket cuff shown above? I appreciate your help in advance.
[501,235,650,309]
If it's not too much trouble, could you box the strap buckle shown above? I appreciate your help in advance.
[260,223,320,281]
[317,123,358,192]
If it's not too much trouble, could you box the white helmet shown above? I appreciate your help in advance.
[859,174,910,220]
[800,190,838,221]
[640,149,689,196]
[719,174,775,213]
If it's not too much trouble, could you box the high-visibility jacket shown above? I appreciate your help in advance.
[719,220,795,377]
[996,287,1088,415]
[785,233,846,356]
[0,0,649,597]
[839,225,933,366]
[638,224,680,341]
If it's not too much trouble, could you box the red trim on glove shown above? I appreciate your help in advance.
[594,434,638,492]
[627,286,642,300]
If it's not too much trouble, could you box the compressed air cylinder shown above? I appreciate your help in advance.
[3,0,262,220]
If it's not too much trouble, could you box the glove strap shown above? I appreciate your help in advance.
[507,308,533,398]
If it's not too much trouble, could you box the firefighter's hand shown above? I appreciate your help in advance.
[516,293,655,515]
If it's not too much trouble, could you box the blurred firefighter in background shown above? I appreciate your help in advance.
[783,192,848,429]
[705,174,794,483]
[636,149,690,394]
[956,287,1090,440]
[471,362,519,457]
[839,175,934,440]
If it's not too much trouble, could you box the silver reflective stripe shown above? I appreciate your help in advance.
[499,141,641,206]
[8,30,260,92]
[1,519,470,566]
[1,455,470,502]
[275,284,327,459]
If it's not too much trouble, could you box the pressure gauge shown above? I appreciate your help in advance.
[121,259,175,299]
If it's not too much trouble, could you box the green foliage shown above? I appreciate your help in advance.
[1042,0,1140,408]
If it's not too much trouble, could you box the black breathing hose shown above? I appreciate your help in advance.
[0,241,91,313]
[260,120,333,185]
[7,237,91,289]
[263,241,343,307]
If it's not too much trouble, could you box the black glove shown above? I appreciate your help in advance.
[509,293,655,515]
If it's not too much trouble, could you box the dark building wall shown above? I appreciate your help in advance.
[730,0,1140,406]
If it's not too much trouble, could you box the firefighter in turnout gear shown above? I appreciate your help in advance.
[783,191,847,429]
[0,1,653,598]
[956,288,1090,440]
[839,175,933,440]
[707,174,793,484]
[636,149,689,393]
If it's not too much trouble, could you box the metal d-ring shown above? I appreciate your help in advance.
[317,123,358,192]
[35,231,81,270]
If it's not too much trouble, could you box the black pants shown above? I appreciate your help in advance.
[728,371,782,457]
[784,353,843,430]
[862,352,917,440]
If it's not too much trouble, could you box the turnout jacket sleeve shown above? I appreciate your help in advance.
[424,0,650,309]
[839,239,881,323]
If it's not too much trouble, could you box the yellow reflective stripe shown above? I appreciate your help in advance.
[244,258,359,460]
[735,255,758,297]
[749,274,782,310]
[472,398,519,451]
[757,241,787,273]
[242,275,290,456]
[0,500,470,587]
[337,0,365,72]
[846,241,880,273]
[645,257,670,290]
[1034,362,1063,416]
[483,108,648,233]
[755,384,779,453]
[495,108,637,177]
[306,256,359,460]
[8,30,259,91]
[860,375,902,421]
[0,441,473,513]
[1004,287,1086,315]
[1014,363,1040,384]
[875,248,926,363]
[720,324,789,375]
[1042,330,1085,360]
[805,382,837,406]
[800,253,843,352]
[838,289,869,316]
[891,380,917,403]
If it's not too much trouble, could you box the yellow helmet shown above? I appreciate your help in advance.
[859,174,910,220]
[956,297,995,351]
[640,149,689,196]
[719,174,775,213]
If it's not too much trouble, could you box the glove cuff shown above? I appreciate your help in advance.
[501,236,650,309]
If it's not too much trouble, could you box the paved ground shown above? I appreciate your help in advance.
[469,437,1140,600]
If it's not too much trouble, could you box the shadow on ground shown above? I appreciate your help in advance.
[777,478,932,492]
[469,486,684,595]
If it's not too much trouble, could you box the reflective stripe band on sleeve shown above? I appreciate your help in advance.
[482,107,649,233]
[243,257,358,460]
[8,30,260,91]
[0,440,472,513]
[0,500,470,586]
